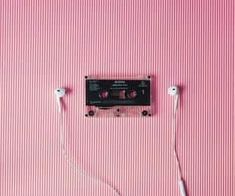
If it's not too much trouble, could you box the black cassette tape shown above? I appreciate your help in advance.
[85,76,152,117]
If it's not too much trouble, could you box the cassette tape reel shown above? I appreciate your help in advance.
[85,76,152,117]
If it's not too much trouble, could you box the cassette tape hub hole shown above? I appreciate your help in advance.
[126,90,137,99]
[99,90,109,99]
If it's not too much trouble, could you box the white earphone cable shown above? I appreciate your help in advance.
[172,95,187,196]
[172,103,183,180]
[58,109,121,196]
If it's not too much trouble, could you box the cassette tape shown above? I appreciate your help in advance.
[85,76,152,117]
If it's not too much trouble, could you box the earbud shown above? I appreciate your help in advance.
[54,88,66,113]
[168,86,179,96]
[168,86,180,114]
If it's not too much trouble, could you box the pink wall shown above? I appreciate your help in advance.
[0,0,234,195]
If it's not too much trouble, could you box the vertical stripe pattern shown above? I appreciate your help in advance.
[0,0,234,195]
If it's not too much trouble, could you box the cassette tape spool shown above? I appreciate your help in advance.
[85,76,152,117]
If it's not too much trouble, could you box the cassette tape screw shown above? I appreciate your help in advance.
[142,110,148,116]
[88,110,95,116]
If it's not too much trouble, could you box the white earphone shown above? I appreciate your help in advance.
[53,86,186,196]
[168,85,187,196]
[54,87,121,196]
[54,88,66,113]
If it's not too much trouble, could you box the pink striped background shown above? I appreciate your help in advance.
[0,0,234,195]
